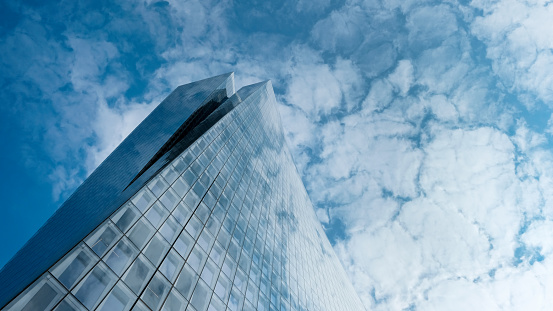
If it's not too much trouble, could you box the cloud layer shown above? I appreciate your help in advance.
[2,0,553,309]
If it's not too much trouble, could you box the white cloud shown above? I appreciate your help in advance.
[470,0,553,105]
[7,0,553,310]
[406,5,459,50]
[310,5,365,54]
[387,59,414,96]
[85,99,157,174]
[418,279,499,311]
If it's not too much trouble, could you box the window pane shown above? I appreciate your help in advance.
[162,288,187,311]
[209,242,225,267]
[97,281,136,311]
[171,177,190,198]
[174,231,194,259]
[214,273,230,302]
[111,203,141,233]
[187,246,207,274]
[185,216,202,240]
[104,237,139,276]
[160,188,180,211]
[130,300,150,311]
[53,295,86,311]
[160,249,185,284]
[162,166,179,184]
[142,272,171,311]
[51,243,98,290]
[5,274,66,311]
[190,279,211,311]
[145,202,169,229]
[201,259,218,288]
[131,188,155,213]
[174,264,198,300]
[73,262,118,310]
[160,216,181,244]
[143,233,171,267]
[148,176,170,197]
[172,202,192,226]
[127,217,156,250]
[85,221,122,257]
[122,255,155,295]
[207,295,225,311]
[197,230,215,253]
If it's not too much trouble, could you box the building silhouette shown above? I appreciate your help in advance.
[0,73,365,311]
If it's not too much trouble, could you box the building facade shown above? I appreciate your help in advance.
[0,73,365,311]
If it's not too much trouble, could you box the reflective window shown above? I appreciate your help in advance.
[187,246,207,274]
[131,188,155,213]
[200,259,218,288]
[160,249,185,283]
[4,274,66,311]
[207,295,225,311]
[162,288,187,311]
[172,202,192,226]
[96,282,135,311]
[145,202,169,229]
[185,216,202,240]
[51,243,98,290]
[127,217,155,250]
[130,300,150,311]
[143,233,171,267]
[122,255,155,295]
[174,231,194,259]
[111,203,141,233]
[190,279,211,311]
[171,177,190,198]
[174,264,198,300]
[160,216,181,244]
[160,188,180,211]
[73,262,117,310]
[85,221,122,258]
[104,237,139,276]
[53,295,86,311]
[142,272,171,311]
[148,176,170,197]
[162,166,179,185]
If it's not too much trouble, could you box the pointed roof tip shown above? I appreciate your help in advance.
[176,72,234,89]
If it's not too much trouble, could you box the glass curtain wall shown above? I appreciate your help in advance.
[4,81,365,311]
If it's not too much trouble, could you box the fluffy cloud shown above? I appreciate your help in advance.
[279,0,553,310]
[5,0,553,310]
[470,0,553,105]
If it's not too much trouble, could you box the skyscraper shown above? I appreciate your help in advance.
[0,73,365,311]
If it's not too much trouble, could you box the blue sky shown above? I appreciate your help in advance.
[2,0,553,309]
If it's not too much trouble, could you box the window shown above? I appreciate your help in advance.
[4,274,66,311]
[104,237,139,276]
[142,272,171,311]
[111,203,140,233]
[96,282,135,311]
[72,262,117,310]
[160,249,184,284]
[51,243,98,290]
[143,233,171,267]
[127,217,155,250]
[190,279,211,311]
[85,221,122,257]
[122,255,155,295]
[174,264,198,300]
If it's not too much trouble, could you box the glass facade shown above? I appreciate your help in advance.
[1,75,365,311]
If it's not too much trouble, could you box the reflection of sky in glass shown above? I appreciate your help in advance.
[4,77,364,310]
[75,266,114,309]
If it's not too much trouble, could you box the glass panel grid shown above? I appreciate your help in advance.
[6,82,365,311]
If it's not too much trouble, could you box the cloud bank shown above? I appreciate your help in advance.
[3,0,553,309]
